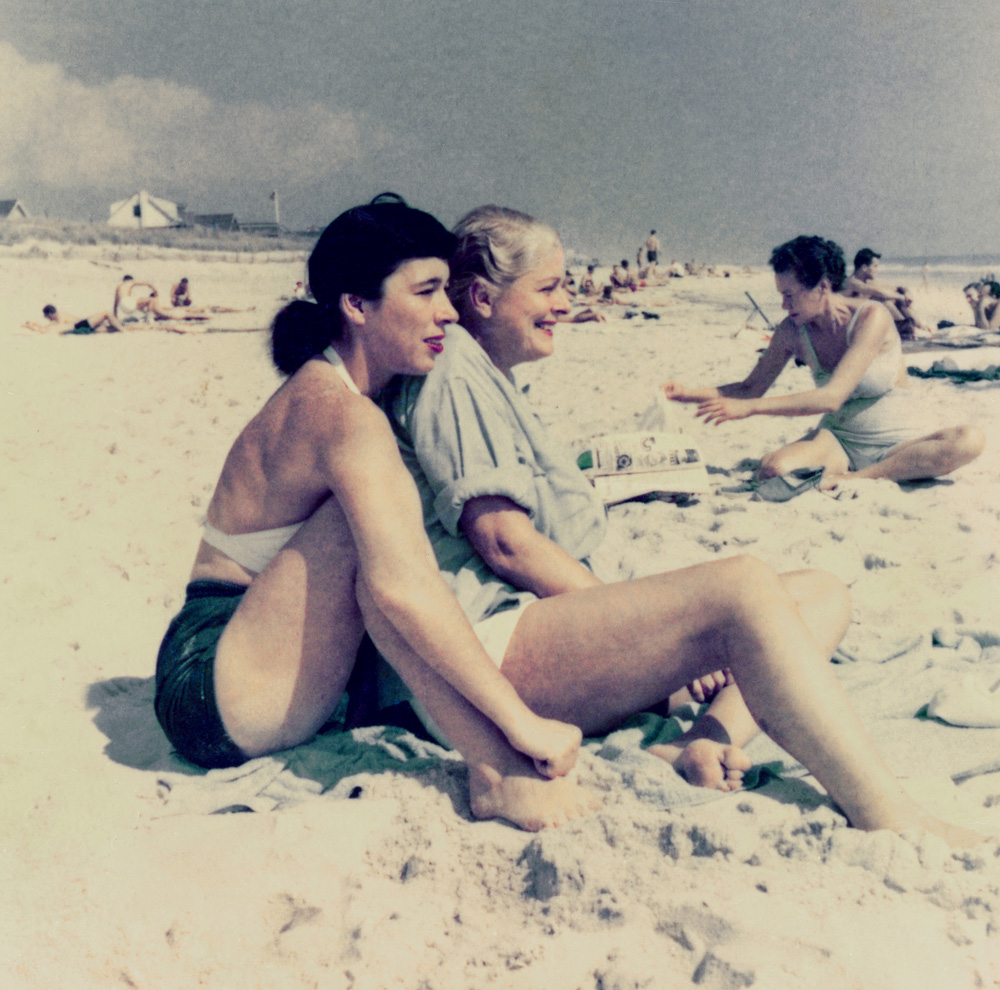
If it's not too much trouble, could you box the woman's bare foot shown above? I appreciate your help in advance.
[649,738,752,791]
[468,753,600,831]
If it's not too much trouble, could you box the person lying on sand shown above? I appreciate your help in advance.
[845,248,931,339]
[154,195,596,833]
[382,205,982,844]
[664,236,985,492]
[170,276,249,315]
[23,304,127,335]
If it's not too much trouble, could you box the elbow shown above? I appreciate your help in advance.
[475,532,528,584]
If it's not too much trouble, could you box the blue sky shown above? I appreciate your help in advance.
[3,0,998,261]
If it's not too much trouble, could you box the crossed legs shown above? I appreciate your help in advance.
[757,425,985,489]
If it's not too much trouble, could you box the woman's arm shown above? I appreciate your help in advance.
[986,300,1000,332]
[322,397,579,775]
[460,495,602,598]
[695,304,897,424]
[663,319,797,408]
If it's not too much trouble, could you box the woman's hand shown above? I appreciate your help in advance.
[506,715,582,778]
[686,669,734,705]
[695,396,756,424]
[662,381,718,403]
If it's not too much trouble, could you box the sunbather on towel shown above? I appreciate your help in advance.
[664,236,985,491]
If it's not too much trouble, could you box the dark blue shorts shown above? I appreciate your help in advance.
[154,580,250,768]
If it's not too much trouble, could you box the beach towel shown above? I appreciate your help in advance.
[908,361,1000,383]
[88,623,1000,820]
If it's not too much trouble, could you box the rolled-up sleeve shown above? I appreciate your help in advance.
[414,375,539,536]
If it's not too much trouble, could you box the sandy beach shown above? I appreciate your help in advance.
[2,242,999,989]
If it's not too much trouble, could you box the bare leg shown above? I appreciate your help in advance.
[214,497,366,755]
[89,310,126,333]
[654,568,850,789]
[355,581,599,831]
[822,426,986,489]
[757,429,849,479]
[214,497,597,831]
[500,555,982,842]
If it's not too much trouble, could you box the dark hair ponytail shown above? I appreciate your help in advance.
[269,193,456,376]
[270,300,339,376]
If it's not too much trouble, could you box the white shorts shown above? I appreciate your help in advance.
[410,602,533,747]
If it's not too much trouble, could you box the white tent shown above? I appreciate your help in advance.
[108,190,180,229]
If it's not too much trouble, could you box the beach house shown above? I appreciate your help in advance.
[108,190,181,229]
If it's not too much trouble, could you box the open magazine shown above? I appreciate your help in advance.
[577,392,712,505]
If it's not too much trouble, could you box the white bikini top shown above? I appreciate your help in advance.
[201,345,362,571]
[322,345,361,394]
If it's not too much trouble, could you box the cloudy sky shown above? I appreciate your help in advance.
[4,0,998,261]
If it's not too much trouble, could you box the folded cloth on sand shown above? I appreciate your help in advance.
[908,361,1000,383]
[720,468,824,502]
[928,672,1000,728]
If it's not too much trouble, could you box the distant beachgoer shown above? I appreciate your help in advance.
[845,248,930,338]
[664,236,985,491]
[579,264,599,296]
[645,230,660,266]
[561,270,578,297]
[114,275,156,324]
[138,290,211,323]
[153,195,592,832]
[965,281,1000,331]
[171,278,192,307]
[23,304,127,335]
[384,205,982,844]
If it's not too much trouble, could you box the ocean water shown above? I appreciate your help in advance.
[882,255,1000,290]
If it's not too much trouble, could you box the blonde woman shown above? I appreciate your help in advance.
[382,205,981,844]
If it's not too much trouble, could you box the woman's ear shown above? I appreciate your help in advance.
[817,276,832,295]
[339,293,366,326]
[469,278,495,320]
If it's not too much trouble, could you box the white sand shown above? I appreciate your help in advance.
[2,245,999,989]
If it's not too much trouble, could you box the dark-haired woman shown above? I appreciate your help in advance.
[664,236,985,489]
[153,197,595,831]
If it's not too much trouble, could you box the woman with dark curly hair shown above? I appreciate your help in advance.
[664,235,984,490]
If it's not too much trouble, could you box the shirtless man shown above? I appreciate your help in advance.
[645,230,660,266]
[845,248,930,338]
[24,304,127,335]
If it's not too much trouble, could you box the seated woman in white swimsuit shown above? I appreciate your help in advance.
[382,206,981,843]
[664,236,985,490]
[153,195,596,832]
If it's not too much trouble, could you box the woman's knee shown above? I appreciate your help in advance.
[713,554,787,612]
[756,451,786,478]
[953,425,986,465]
[780,567,850,609]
